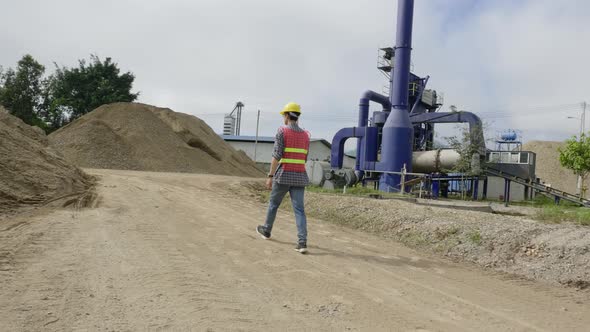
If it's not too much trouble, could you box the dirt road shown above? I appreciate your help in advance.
[1,170,588,331]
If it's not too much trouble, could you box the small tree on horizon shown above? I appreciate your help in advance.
[0,55,46,127]
[559,134,590,199]
[1,54,139,132]
[47,55,139,125]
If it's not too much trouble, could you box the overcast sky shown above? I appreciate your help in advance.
[1,0,589,145]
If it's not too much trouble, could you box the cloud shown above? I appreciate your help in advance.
[0,0,588,144]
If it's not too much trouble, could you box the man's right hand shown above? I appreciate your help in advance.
[265,178,273,190]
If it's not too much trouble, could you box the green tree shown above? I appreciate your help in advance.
[0,55,46,127]
[443,115,487,200]
[443,119,487,175]
[48,55,139,122]
[559,134,590,198]
[38,76,67,132]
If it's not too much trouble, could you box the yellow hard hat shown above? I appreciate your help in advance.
[280,102,301,115]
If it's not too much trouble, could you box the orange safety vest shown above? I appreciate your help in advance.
[279,126,310,172]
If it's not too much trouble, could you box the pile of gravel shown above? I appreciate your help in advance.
[49,103,263,177]
[307,193,590,288]
[0,106,93,213]
[523,140,585,198]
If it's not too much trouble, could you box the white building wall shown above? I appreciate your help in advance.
[479,176,526,201]
[307,141,330,162]
[226,141,274,163]
[225,140,356,169]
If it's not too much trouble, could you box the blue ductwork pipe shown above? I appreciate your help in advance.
[409,111,486,152]
[356,90,391,179]
[358,90,391,128]
[376,0,415,192]
[331,126,378,169]
[329,91,390,177]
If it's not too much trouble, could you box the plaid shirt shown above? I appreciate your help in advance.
[272,123,310,187]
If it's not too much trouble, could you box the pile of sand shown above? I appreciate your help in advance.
[0,106,93,212]
[523,140,586,198]
[49,103,263,177]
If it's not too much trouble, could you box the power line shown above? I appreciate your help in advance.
[193,102,587,122]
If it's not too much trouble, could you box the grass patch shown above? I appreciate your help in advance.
[306,185,406,199]
[535,205,590,226]
[490,195,582,208]
[399,231,429,247]
[468,231,482,245]
[434,226,460,240]
[577,209,590,225]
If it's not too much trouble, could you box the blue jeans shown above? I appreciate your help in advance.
[264,182,307,244]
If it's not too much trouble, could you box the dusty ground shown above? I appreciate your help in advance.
[1,169,589,331]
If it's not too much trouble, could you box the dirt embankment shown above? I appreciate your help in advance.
[523,140,586,198]
[0,106,93,214]
[238,181,590,289]
[49,102,263,177]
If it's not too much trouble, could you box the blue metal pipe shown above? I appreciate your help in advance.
[358,90,391,128]
[389,0,415,108]
[409,111,486,153]
[377,0,415,192]
[331,127,363,169]
[331,126,379,170]
[356,91,391,180]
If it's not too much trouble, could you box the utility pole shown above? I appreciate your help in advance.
[254,109,261,164]
[582,101,586,136]
[573,102,587,195]
[579,102,587,197]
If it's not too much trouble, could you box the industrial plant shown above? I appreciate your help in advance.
[324,0,589,207]
[1,0,589,330]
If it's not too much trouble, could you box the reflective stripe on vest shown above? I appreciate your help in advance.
[284,147,308,154]
[279,158,306,164]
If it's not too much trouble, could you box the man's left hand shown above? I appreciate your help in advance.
[265,178,273,190]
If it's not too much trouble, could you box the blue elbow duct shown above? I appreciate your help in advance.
[409,111,486,152]
[332,128,360,169]
[330,91,390,174]
[331,126,378,170]
[358,90,391,128]
[356,90,391,176]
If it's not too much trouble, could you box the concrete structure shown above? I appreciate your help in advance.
[480,177,527,202]
[481,151,536,202]
[222,135,356,172]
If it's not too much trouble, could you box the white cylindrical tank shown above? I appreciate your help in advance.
[305,160,331,186]
[412,149,460,173]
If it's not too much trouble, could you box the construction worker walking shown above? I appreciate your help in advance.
[257,102,311,254]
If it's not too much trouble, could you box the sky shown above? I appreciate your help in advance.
[1,0,589,146]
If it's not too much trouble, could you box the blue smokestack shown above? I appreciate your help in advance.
[376,0,415,192]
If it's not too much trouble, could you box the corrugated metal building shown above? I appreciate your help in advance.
[222,135,356,172]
